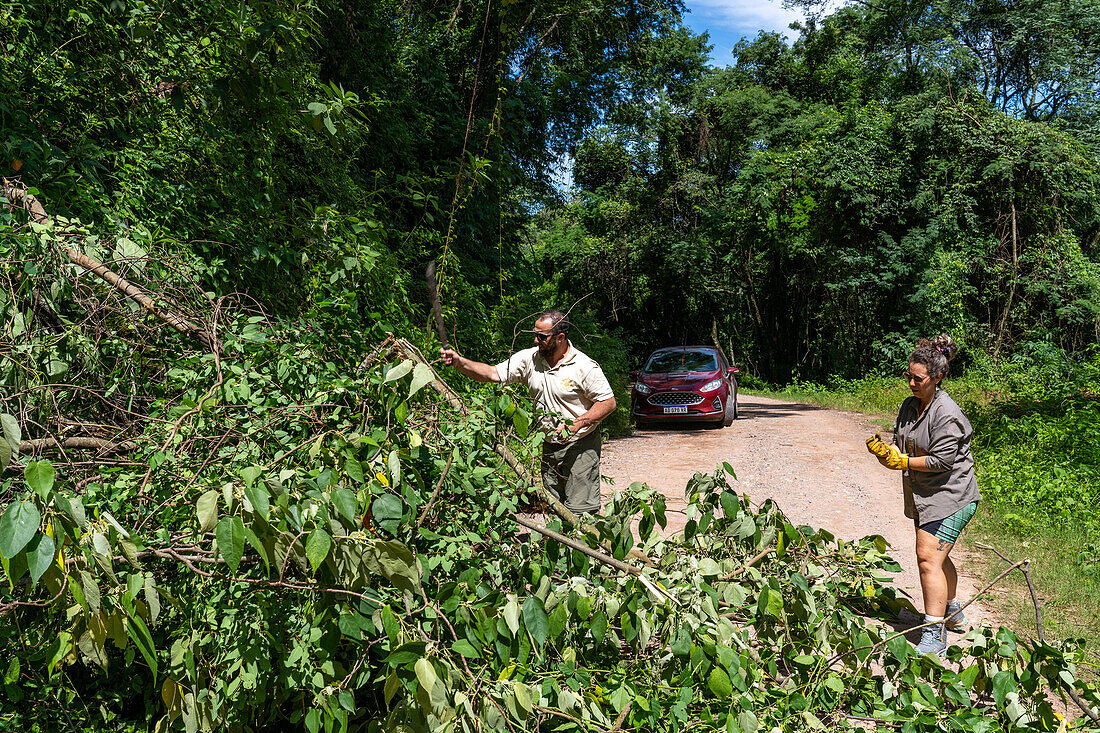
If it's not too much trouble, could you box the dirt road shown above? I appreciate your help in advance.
[601,392,989,629]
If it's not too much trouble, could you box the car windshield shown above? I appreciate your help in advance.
[643,350,718,373]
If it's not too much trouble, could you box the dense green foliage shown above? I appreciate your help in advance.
[4,237,1100,729]
[538,0,1100,381]
[6,0,1100,728]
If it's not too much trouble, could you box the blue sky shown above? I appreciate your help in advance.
[681,0,805,65]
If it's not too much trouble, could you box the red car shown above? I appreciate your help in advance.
[630,346,739,428]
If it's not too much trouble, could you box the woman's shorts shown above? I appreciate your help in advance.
[917,501,978,544]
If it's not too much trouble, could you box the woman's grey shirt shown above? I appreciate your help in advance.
[893,388,981,524]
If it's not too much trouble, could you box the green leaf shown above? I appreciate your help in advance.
[737,710,759,733]
[0,501,41,558]
[334,488,357,525]
[383,360,413,384]
[306,529,332,573]
[991,670,1015,706]
[240,465,261,488]
[25,460,55,499]
[0,413,21,455]
[243,480,269,519]
[887,634,911,664]
[344,458,364,483]
[79,570,101,613]
[512,681,533,715]
[372,494,404,533]
[409,362,434,397]
[522,596,549,646]
[503,596,520,636]
[609,684,631,712]
[3,657,18,685]
[451,639,480,658]
[242,525,269,571]
[548,602,567,639]
[215,516,245,573]
[591,611,608,642]
[196,491,219,533]
[26,533,55,584]
[55,493,86,528]
[0,439,10,473]
[671,624,691,656]
[126,614,158,676]
[381,605,399,643]
[708,666,733,698]
[414,657,437,695]
[387,450,401,487]
[758,586,783,618]
[145,574,161,624]
[361,540,420,592]
[512,408,530,438]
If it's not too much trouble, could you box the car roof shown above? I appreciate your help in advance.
[650,346,717,352]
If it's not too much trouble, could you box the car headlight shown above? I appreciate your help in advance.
[634,382,652,395]
[700,379,723,393]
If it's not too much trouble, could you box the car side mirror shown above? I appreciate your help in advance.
[629,371,639,380]
[727,366,739,375]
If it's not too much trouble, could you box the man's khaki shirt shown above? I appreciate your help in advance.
[495,344,614,442]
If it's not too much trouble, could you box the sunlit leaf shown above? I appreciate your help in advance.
[0,500,40,558]
[215,516,245,573]
[305,529,331,573]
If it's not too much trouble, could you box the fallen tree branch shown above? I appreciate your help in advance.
[1,179,223,355]
[511,513,640,577]
[62,247,223,355]
[19,436,137,455]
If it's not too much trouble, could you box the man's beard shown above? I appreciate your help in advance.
[538,342,555,360]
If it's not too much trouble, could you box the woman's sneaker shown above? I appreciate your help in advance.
[945,600,967,632]
[914,622,947,656]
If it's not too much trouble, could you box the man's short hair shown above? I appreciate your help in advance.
[537,309,570,335]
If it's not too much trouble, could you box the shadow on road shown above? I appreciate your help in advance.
[739,401,827,419]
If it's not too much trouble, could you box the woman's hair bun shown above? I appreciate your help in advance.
[915,335,959,362]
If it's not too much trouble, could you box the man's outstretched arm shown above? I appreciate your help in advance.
[440,347,501,383]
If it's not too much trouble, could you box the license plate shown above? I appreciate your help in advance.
[663,406,688,414]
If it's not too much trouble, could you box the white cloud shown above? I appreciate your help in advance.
[687,0,805,36]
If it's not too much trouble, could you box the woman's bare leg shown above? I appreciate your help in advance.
[915,527,954,617]
[943,555,958,600]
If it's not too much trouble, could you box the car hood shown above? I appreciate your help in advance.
[638,372,720,390]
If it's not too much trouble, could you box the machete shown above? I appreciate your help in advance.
[425,260,450,349]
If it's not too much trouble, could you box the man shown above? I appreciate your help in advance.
[440,310,617,515]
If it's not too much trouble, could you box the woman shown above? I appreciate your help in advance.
[867,335,981,655]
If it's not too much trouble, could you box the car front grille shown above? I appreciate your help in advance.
[648,391,703,406]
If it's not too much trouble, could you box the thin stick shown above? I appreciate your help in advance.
[718,546,774,580]
[826,559,1027,667]
[417,451,455,529]
[976,543,1100,723]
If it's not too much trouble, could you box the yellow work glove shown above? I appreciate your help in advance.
[866,433,909,470]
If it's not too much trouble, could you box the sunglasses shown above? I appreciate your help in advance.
[903,370,931,384]
[533,331,558,342]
